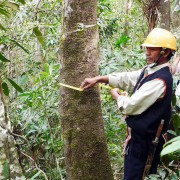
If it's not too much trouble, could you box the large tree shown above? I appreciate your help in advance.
[171,0,180,29]
[141,0,160,33]
[0,83,24,179]
[60,0,113,180]
[159,0,170,30]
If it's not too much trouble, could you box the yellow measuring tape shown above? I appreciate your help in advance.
[59,83,83,91]
[59,82,112,92]
[59,82,128,95]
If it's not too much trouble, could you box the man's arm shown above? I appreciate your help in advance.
[108,70,142,92]
[80,69,142,91]
[111,78,166,115]
[80,76,109,90]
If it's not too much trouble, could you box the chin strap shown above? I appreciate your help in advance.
[151,48,166,67]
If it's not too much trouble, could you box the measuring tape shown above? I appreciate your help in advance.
[59,82,128,95]
[59,82,112,91]
[59,83,83,91]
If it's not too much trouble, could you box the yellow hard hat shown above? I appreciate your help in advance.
[142,28,177,51]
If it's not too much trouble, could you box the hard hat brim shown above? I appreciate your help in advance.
[142,43,161,48]
[141,43,177,51]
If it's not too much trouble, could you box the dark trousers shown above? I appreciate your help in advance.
[124,133,164,180]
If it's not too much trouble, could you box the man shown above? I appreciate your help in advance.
[80,28,177,180]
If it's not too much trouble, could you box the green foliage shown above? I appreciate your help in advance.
[173,0,180,11]
[161,136,180,157]
[0,52,10,62]
[100,87,126,178]
[10,62,64,179]
[2,82,10,96]
[1,0,179,179]
[99,47,146,75]
[9,39,29,53]
[146,170,180,180]
[156,93,180,179]
[3,161,10,179]
[171,112,180,135]
[1,0,63,179]
[115,34,130,48]
[98,0,147,50]
[17,0,25,5]
[7,78,23,93]
[33,27,44,46]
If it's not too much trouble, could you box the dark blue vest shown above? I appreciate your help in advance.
[126,66,173,137]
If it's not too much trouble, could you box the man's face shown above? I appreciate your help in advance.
[145,47,162,64]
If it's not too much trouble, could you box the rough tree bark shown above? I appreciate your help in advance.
[171,1,180,30]
[0,82,24,179]
[140,0,160,34]
[159,0,171,30]
[60,0,114,180]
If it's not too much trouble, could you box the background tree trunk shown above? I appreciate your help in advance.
[0,82,24,179]
[159,0,170,30]
[171,0,180,30]
[60,0,114,180]
[140,0,160,34]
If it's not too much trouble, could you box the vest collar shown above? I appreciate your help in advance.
[145,62,170,75]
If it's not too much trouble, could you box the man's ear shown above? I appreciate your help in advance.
[163,49,171,57]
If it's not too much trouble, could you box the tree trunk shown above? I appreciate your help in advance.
[171,1,180,29]
[0,82,24,179]
[140,0,160,34]
[123,0,133,47]
[60,0,114,180]
[159,0,170,30]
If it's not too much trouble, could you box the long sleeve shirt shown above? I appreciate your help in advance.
[108,63,170,115]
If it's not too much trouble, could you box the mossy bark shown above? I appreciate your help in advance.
[159,0,170,30]
[0,83,24,179]
[171,0,180,30]
[60,1,114,180]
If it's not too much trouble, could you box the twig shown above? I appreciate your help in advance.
[21,151,48,180]
[8,130,28,143]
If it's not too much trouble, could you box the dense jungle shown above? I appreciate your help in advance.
[0,0,180,179]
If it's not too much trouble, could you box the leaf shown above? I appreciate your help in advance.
[19,74,29,85]
[5,2,19,10]
[115,34,130,48]
[161,137,180,156]
[159,170,166,179]
[33,27,44,45]
[10,39,29,53]
[172,93,176,106]
[0,53,10,62]
[167,130,177,136]
[164,136,180,146]
[0,23,6,31]
[0,7,9,17]
[17,0,25,5]
[174,5,180,12]
[171,173,179,180]
[7,78,23,93]
[44,63,50,74]
[3,161,9,179]
[18,92,33,97]
[30,170,42,180]
[2,82,9,96]
[173,117,180,134]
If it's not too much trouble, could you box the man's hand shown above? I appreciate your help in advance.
[80,76,109,90]
[80,77,98,90]
[111,88,121,100]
